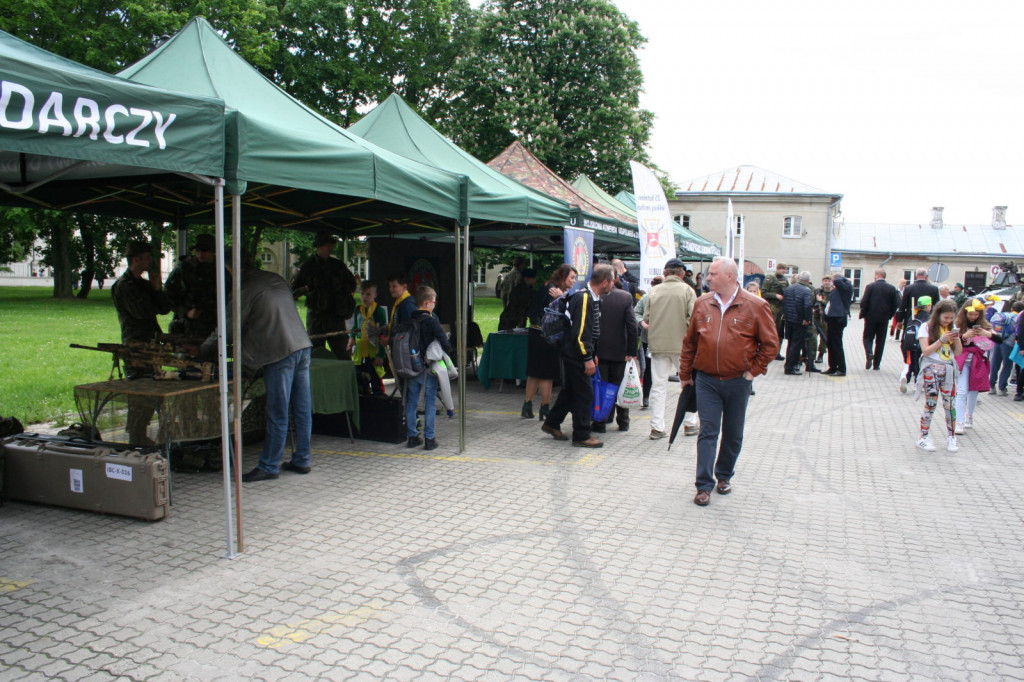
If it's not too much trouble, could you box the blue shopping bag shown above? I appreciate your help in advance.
[591,367,618,422]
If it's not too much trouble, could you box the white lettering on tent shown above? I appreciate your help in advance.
[125,108,152,148]
[73,98,101,140]
[103,104,128,144]
[0,80,34,130]
[152,111,175,150]
[38,91,73,136]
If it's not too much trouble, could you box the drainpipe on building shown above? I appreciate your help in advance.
[824,198,841,275]
[880,253,894,268]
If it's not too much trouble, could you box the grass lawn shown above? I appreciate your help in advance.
[0,286,506,425]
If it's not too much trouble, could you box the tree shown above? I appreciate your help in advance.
[444,0,655,195]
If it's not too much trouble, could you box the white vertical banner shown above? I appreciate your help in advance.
[737,213,745,281]
[629,161,677,291]
[725,199,735,260]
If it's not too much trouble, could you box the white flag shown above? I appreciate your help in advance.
[629,161,677,292]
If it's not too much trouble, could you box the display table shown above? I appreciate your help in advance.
[309,351,360,426]
[477,331,529,390]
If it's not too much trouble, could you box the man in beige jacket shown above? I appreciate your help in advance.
[643,258,697,439]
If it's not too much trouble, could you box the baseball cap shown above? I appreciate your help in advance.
[917,296,932,306]
[313,230,338,247]
[192,233,215,252]
[664,258,685,269]
[126,240,159,260]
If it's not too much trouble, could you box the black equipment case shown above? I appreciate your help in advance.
[1,434,169,521]
[312,394,406,444]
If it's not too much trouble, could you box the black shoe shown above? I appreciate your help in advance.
[776,354,785,361]
[618,424,630,432]
[784,368,803,375]
[872,366,881,371]
[423,438,438,451]
[407,436,423,448]
[242,467,278,482]
[826,370,846,376]
[865,355,873,370]
[538,404,550,421]
[591,422,606,433]
[520,402,534,419]
[815,353,824,363]
[805,365,823,373]
[282,461,311,474]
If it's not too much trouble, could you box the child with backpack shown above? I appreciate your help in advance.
[900,295,932,393]
[402,285,451,451]
[988,301,1022,396]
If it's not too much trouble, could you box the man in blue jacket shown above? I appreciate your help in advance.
[782,271,814,375]
[824,273,854,376]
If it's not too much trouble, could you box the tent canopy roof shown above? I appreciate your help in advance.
[349,94,569,229]
[0,27,226,206]
[114,17,468,230]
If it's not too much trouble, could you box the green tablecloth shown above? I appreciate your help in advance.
[477,332,529,390]
[309,351,360,426]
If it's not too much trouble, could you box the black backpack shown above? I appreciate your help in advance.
[390,317,424,379]
[540,292,572,347]
[901,319,923,353]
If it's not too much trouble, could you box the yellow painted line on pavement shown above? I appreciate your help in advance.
[257,600,394,648]
[312,448,604,467]
[0,578,35,593]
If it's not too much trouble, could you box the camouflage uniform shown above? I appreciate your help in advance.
[498,280,533,330]
[291,255,357,360]
[795,280,818,366]
[165,255,220,339]
[111,270,170,346]
[761,272,788,341]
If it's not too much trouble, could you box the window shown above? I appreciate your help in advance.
[783,216,802,237]
[673,214,691,228]
[474,265,488,285]
[735,215,744,236]
[902,269,913,283]
[259,250,274,265]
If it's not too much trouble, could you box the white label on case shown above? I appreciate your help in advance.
[105,463,133,482]
[70,469,84,493]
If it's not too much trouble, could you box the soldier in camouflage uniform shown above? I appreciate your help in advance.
[498,268,537,330]
[111,240,170,445]
[291,231,357,360]
[165,233,220,339]
[760,263,789,359]
[812,276,833,363]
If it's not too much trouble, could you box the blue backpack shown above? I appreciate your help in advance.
[992,311,1019,347]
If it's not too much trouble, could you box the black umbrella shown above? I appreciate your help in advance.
[667,382,698,450]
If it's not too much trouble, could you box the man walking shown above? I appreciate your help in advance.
[291,231,357,360]
[899,268,940,328]
[201,255,313,482]
[593,269,639,433]
[680,258,779,506]
[824,273,854,376]
[782,271,815,375]
[859,268,899,370]
[542,264,615,448]
[643,258,697,439]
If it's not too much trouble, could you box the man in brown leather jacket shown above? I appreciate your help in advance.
[679,257,779,506]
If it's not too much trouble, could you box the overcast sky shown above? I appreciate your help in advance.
[617,0,1024,225]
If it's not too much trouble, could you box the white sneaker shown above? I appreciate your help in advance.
[964,415,973,429]
[899,376,908,394]
[916,436,936,452]
[954,422,965,435]
[947,436,960,453]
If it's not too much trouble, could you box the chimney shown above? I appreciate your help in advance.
[930,207,944,229]
[992,206,1007,230]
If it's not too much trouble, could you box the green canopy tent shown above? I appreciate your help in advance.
[0,28,244,556]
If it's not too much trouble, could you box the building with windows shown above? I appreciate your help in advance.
[831,207,1024,298]
[668,165,843,280]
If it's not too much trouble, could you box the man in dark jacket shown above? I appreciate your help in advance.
[899,269,940,327]
[824,273,854,376]
[291,230,357,360]
[859,268,900,370]
[592,270,639,432]
[165,233,220,339]
[782,271,814,375]
[542,263,615,448]
[404,286,452,451]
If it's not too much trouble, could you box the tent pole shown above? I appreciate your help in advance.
[213,182,238,559]
[231,195,244,553]
[453,220,464,453]
[460,220,470,453]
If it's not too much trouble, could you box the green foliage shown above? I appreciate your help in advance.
[445,0,655,194]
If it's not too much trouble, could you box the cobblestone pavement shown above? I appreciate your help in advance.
[2,316,1024,681]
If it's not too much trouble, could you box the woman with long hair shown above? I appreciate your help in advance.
[914,299,962,452]
[522,264,577,420]
[953,298,1000,433]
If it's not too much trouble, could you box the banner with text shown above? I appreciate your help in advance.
[629,161,677,291]
[563,225,594,294]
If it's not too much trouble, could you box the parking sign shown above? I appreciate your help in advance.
[830,252,842,268]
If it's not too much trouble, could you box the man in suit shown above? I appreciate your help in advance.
[592,269,639,433]
[824,273,854,376]
[899,268,940,328]
[859,268,900,370]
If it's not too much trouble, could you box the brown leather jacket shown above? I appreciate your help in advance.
[679,287,780,381]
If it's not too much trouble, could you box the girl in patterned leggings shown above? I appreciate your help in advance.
[914,299,962,452]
